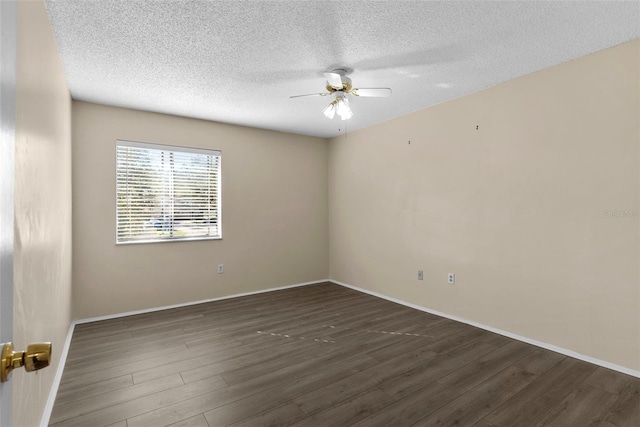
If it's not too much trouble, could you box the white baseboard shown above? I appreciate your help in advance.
[330,279,640,379]
[40,320,76,427]
[74,279,327,325]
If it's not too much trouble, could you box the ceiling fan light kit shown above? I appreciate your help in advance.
[323,94,353,121]
[291,69,391,121]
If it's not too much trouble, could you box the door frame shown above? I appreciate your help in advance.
[0,0,17,425]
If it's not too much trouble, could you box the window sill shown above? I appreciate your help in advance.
[116,236,222,245]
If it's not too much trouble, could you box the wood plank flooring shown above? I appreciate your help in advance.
[50,282,640,427]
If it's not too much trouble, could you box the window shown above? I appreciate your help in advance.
[116,140,221,244]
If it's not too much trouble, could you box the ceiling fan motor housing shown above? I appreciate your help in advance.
[326,74,352,93]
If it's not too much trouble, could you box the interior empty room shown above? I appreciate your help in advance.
[0,1,638,426]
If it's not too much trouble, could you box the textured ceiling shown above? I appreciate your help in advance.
[45,1,639,139]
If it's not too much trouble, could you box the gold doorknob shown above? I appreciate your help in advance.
[1,342,52,382]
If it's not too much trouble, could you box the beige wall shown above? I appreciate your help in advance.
[14,0,73,425]
[329,40,640,371]
[72,102,328,319]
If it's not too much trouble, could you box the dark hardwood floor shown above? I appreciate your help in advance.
[50,282,640,427]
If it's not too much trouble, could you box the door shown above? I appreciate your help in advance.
[0,0,16,425]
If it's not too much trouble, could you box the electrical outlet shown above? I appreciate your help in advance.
[217,264,224,274]
[418,270,423,280]
[448,273,455,284]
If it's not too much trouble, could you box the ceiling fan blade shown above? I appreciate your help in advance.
[324,72,344,89]
[351,88,392,97]
[289,93,331,99]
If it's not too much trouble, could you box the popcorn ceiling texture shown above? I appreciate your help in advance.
[45,0,639,138]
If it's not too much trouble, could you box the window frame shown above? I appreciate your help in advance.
[115,139,222,245]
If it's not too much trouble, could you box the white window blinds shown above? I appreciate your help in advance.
[116,140,221,243]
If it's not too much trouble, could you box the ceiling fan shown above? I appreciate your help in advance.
[290,69,392,120]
